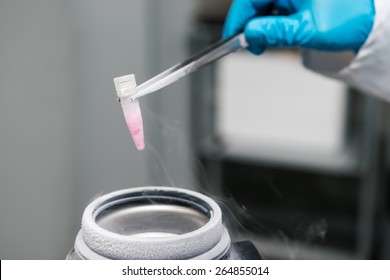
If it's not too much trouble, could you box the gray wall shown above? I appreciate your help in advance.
[0,0,153,259]
[143,0,195,188]
[0,0,75,260]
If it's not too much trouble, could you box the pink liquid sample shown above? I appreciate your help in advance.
[121,98,145,151]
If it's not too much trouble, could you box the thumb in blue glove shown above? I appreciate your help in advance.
[223,0,375,55]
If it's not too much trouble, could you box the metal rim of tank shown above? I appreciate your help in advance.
[80,186,229,259]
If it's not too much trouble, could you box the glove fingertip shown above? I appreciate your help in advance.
[244,20,266,55]
[222,27,231,39]
[222,23,238,39]
[247,45,265,55]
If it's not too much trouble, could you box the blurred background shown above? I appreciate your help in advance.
[1,0,390,259]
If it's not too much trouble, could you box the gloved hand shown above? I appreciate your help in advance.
[223,0,375,54]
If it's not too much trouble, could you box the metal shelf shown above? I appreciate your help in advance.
[198,136,361,176]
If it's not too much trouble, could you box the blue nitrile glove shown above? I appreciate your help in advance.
[223,0,375,55]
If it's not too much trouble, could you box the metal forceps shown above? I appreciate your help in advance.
[128,33,248,101]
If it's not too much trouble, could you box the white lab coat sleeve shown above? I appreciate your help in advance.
[302,0,390,102]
